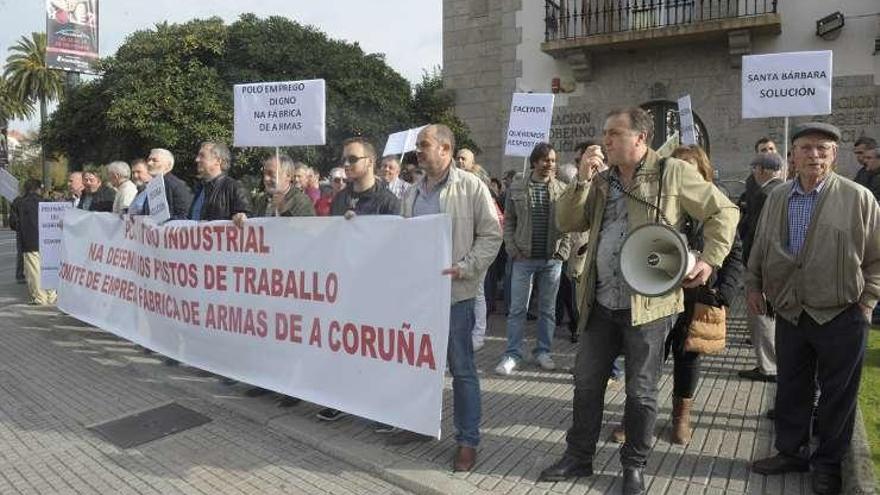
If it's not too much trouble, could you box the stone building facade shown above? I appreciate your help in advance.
[443,0,880,182]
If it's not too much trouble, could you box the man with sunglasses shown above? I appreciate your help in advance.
[317,137,400,422]
[328,137,400,218]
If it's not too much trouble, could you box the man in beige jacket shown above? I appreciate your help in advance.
[539,107,738,494]
[748,122,880,495]
[400,124,502,472]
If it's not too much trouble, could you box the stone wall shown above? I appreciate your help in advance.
[443,0,521,174]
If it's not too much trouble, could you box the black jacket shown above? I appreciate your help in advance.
[681,216,744,308]
[10,193,41,252]
[79,184,116,212]
[189,173,251,221]
[330,182,400,216]
[741,177,783,264]
[854,166,880,203]
[146,172,193,220]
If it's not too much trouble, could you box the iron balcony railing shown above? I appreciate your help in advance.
[544,0,779,41]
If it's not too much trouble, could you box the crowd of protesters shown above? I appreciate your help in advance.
[7,110,878,495]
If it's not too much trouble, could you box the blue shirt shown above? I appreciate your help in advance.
[595,169,631,309]
[129,189,147,215]
[787,178,828,256]
[412,169,450,217]
[190,189,205,221]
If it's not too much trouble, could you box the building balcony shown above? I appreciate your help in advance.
[541,0,781,74]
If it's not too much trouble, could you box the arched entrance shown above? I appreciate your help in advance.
[640,100,710,155]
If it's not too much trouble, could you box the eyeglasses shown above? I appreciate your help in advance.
[340,155,368,166]
[332,177,345,183]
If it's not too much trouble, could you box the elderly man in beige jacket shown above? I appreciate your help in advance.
[539,107,738,495]
[748,122,880,495]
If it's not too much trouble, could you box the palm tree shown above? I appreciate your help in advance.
[0,75,33,125]
[4,32,63,188]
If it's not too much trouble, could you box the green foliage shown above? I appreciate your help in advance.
[860,328,880,480]
[0,76,33,124]
[42,15,479,183]
[412,68,481,154]
[4,33,64,106]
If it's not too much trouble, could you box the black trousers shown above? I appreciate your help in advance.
[555,268,578,333]
[775,305,868,474]
[666,305,700,399]
[566,305,673,468]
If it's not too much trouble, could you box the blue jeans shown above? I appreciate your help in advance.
[505,258,563,360]
[449,299,480,447]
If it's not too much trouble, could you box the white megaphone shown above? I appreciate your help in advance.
[619,223,697,297]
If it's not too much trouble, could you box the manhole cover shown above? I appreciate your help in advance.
[89,403,211,449]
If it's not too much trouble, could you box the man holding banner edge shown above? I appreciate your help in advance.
[400,124,502,472]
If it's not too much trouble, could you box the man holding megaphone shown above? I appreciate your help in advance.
[538,107,738,494]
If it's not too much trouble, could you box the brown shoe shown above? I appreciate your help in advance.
[671,397,693,445]
[453,446,477,472]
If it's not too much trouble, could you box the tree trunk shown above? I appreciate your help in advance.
[40,95,48,191]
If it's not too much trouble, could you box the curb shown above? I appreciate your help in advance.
[845,406,877,495]
[36,309,489,495]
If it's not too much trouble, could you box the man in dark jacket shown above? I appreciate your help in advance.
[189,142,251,222]
[188,141,250,378]
[329,137,399,217]
[142,148,193,220]
[79,170,116,212]
[10,179,55,305]
[739,152,785,383]
[318,136,398,423]
[853,136,877,188]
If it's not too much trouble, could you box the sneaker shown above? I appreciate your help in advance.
[535,353,556,370]
[472,339,484,352]
[373,422,399,434]
[316,408,347,421]
[494,356,519,375]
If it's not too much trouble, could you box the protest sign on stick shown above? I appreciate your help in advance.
[145,175,170,224]
[38,202,71,289]
[677,95,697,146]
[234,79,326,147]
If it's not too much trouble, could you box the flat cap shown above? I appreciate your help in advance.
[750,152,784,171]
[791,122,841,143]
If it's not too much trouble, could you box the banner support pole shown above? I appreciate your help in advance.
[783,117,790,179]
[274,146,281,217]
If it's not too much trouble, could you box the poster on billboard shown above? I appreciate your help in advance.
[46,0,99,74]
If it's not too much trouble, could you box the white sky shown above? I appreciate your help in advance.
[0,0,443,131]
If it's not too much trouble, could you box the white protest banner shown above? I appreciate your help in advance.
[145,175,170,224]
[234,79,326,147]
[0,167,19,202]
[382,129,409,157]
[742,50,832,119]
[505,93,555,157]
[404,125,428,153]
[57,211,452,437]
[39,202,71,289]
[382,125,428,157]
[677,95,697,146]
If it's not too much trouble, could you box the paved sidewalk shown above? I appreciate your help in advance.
[0,230,407,495]
[0,227,873,494]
